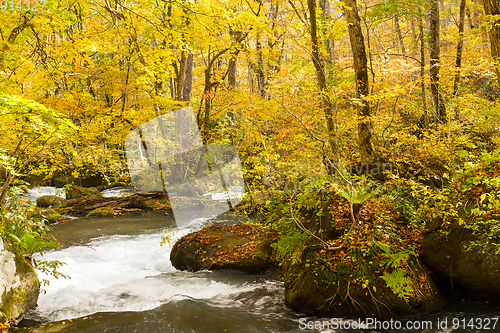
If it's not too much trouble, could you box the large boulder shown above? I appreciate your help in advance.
[64,185,102,200]
[36,195,64,208]
[423,221,500,296]
[0,238,39,323]
[170,224,274,272]
[284,245,445,319]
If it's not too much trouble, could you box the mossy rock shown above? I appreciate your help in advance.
[31,208,63,224]
[423,219,500,297]
[170,224,274,272]
[283,245,445,319]
[65,185,102,200]
[0,238,39,323]
[86,207,115,218]
[42,208,63,224]
[137,199,158,210]
[136,198,171,211]
[36,195,64,208]
[107,181,127,189]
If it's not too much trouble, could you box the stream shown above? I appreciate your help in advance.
[11,187,500,332]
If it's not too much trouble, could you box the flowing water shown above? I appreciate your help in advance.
[10,188,500,332]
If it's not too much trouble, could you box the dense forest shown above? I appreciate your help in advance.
[1,0,500,329]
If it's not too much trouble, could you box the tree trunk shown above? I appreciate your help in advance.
[466,7,475,29]
[176,51,194,102]
[307,0,339,164]
[227,29,243,89]
[483,0,500,87]
[395,14,406,55]
[255,34,266,98]
[429,0,446,122]
[419,12,429,128]
[453,0,467,117]
[0,15,33,70]
[319,0,335,64]
[228,57,237,88]
[454,0,467,94]
[343,0,376,164]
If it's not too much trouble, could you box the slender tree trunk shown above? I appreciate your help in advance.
[343,0,376,164]
[0,15,32,70]
[319,0,335,64]
[453,0,467,118]
[307,0,339,164]
[419,12,429,128]
[176,51,193,102]
[255,34,266,98]
[429,0,446,122]
[466,7,475,30]
[228,56,237,88]
[395,14,406,55]
[483,0,500,87]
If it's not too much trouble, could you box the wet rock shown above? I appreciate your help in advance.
[0,238,39,323]
[36,195,64,208]
[423,221,500,296]
[170,224,274,272]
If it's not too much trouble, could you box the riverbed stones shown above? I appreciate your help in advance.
[0,238,39,323]
[423,221,500,297]
[170,224,274,272]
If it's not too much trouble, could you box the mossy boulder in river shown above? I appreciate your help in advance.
[283,246,444,319]
[36,195,64,208]
[64,185,102,200]
[276,196,445,319]
[0,238,39,323]
[170,224,274,272]
[423,219,500,297]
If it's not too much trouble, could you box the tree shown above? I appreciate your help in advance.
[307,0,339,164]
[0,94,75,206]
[343,0,376,164]
[483,0,500,87]
[429,0,446,122]
[419,8,429,128]
[453,0,467,98]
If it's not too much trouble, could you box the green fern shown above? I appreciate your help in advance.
[381,269,414,302]
[331,181,382,204]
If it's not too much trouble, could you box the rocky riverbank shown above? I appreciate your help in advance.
[0,238,39,324]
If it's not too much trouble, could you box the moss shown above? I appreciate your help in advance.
[65,185,102,200]
[0,245,39,322]
[107,181,127,188]
[219,236,247,247]
[36,195,64,208]
[139,199,158,210]
[86,207,114,218]
[45,212,62,224]
[284,241,445,319]
[171,224,273,272]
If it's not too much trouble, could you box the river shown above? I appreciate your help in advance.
[12,187,500,332]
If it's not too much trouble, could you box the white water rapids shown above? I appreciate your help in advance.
[30,216,281,323]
